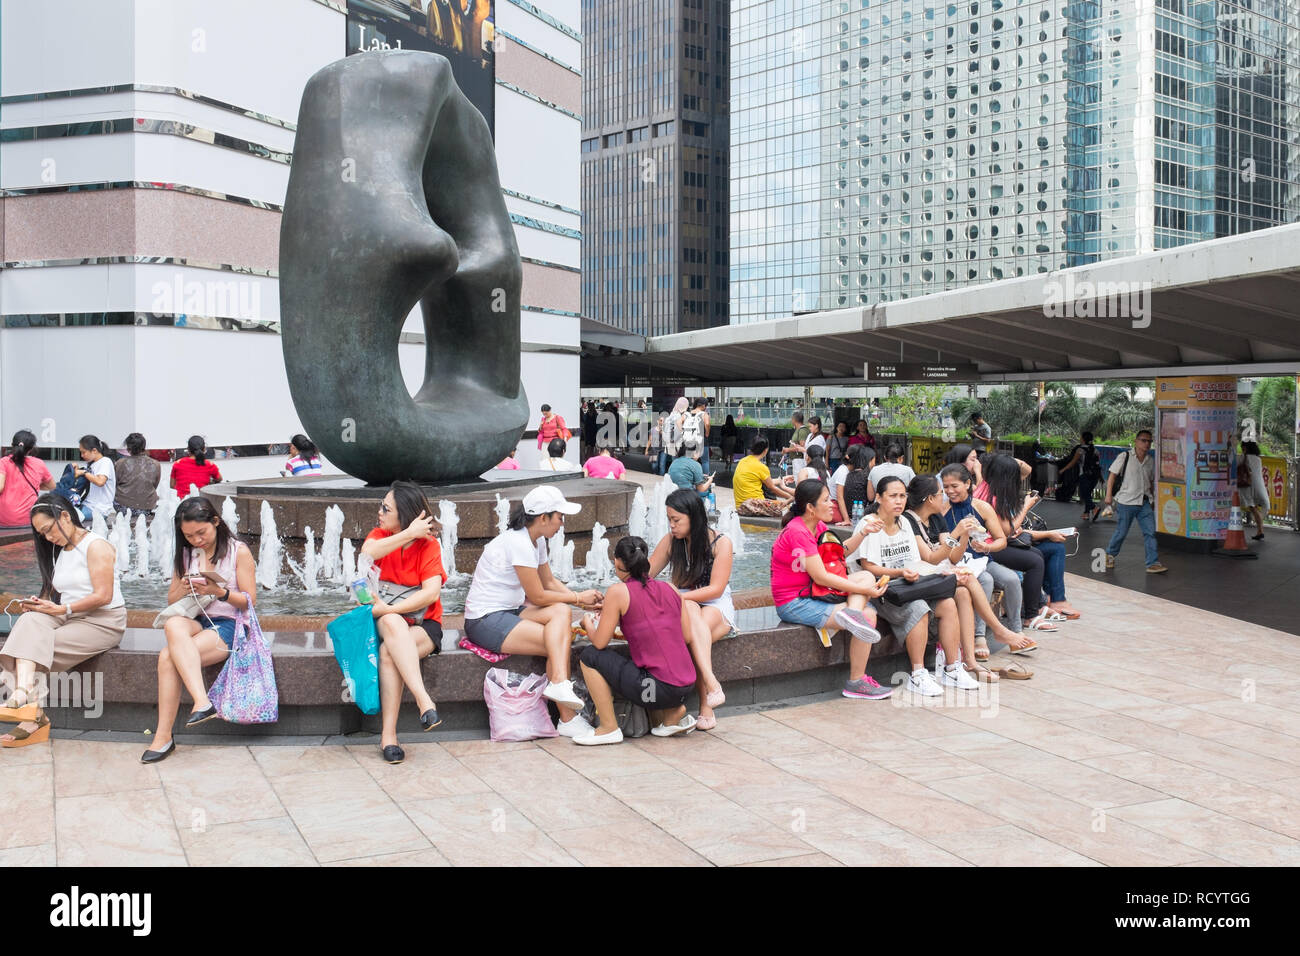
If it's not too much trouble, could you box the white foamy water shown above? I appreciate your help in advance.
[320,505,344,582]
[586,521,612,579]
[494,493,511,536]
[438,500,460,577]
[716,507,747,556]
[257,500,282,590]
[108,513,131,574]
[132,514,150,578]
[628,486,647,540]
[221,496,239,536]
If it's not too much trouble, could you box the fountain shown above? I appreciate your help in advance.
[149,490,178,574]
[132,514,150,578]
[340,537,357,587]
[628,486,647,540]
[494,493,511,536]
[186,483,201,500]
[585,521,612,579]
[256,500,282,590]
[438,499,460,577]
[221,496,239,536]
[90,510,108,540]
[547,526,574,580]
[108,514,132,574]
[645,475,674,546]
[716,507,747,556]
[289,525,322,593]
[319,505,344,582]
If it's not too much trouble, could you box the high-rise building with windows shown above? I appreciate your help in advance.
[582,0,730,335]
[730,0,1300,324]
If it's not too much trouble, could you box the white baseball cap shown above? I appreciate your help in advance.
[522,485,582,516]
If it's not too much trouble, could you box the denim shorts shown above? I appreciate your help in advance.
[204,616,238,648]
[463,606,526,653]
[775,596,840,630]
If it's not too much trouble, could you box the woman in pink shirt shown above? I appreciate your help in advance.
[536,404,569,450]
[771,479,892,700]
[576,536,699,743]
[582,447,626,479]
[0,430,55,527]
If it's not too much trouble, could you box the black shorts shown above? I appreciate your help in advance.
[578,645,694,709]
[380,617,443,655]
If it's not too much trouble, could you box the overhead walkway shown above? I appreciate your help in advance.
[582,223,1300,386]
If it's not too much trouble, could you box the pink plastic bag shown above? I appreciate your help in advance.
[483,668,558,742]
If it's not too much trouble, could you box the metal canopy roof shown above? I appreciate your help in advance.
[580,222,1300,386]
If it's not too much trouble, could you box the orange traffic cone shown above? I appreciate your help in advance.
[1212,489,1258,559]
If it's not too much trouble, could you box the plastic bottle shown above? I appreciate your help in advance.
[851,500,865,523]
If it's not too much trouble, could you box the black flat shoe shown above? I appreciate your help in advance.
[185,704,218,727]
[1252,534,1265,540]
[420,708,442,731]
[141,740,175,764]
[382,744,405,764]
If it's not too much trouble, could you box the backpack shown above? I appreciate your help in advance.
[664,414,684,451]
[805,531,848,600]
[1079,443,1101,479]
[681,411,704,453]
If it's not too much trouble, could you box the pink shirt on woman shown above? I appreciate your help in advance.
[584,455,626,479]
[621,579,697,686]
[770,518,826,606]
[0,455,52,526]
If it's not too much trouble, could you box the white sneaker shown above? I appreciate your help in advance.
[940,663,981,690]
[543,679,584,709]
[556,714,594,738]
[574,727,624,746]
[934,646,945,677]
[906,668,945,697]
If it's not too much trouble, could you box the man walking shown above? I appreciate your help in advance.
[968,412,993,451]
[690,397,712,473]
[1104,429,1167,574]
[782,412,810,475]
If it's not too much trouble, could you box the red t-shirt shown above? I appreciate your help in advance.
[171,457,222,491]
[364,527,445,622]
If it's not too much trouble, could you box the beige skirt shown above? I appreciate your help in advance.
[0,605,126,672]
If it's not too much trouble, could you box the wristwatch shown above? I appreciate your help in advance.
[221,588,231,602]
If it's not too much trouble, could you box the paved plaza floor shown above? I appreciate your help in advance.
[3,575,1298,866]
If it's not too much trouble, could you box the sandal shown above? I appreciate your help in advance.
[1049,606,1081,620]
[1041,610,1068,623]
[0,689,41,724]
[967,665,999,683]
[1008,639,1039,655]
[1,712,49,747]
[1024,611,1059,632]
[974,640,990,662]
[993,662,1034,680]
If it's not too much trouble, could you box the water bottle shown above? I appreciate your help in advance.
[851,500,865,524]
[705,490,717,513]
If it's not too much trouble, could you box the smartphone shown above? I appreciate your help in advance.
[186,570,225,585]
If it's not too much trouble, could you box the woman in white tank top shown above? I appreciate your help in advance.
[0,493,126,747]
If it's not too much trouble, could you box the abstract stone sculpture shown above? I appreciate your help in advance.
[280,52,527,484]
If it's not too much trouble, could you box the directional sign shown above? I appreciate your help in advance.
[865,362,979,383]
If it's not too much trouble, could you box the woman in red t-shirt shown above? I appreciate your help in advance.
[359,480,446,764]
[169,436,223,493]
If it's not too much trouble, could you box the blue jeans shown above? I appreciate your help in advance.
[1034,540,1067,602]
[652,449,665,474]
[700,444,710,473]
[1107,501,1159,567]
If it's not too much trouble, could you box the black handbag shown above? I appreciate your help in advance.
[1008,510,1047,547]
[881,573,957,605]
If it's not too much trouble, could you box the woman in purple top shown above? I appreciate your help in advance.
[576,536,698,744]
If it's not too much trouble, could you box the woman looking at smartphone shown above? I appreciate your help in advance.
[0,493,126,747]
[142,496,256,764]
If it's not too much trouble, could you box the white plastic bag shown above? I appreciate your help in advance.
[483,668,559,742]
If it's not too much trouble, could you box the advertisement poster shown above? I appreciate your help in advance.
[1155,375,1237,539]
[1261,456,1290,520]
[346,0,496,135]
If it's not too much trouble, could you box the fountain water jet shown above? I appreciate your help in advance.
[257,500,282,590]
[438,500,460,577]
[132,514,150,578]
[320,505,344,582]
[628,486,647,540]
[494,494,511,536]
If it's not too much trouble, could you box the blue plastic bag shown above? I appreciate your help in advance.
[327,605,380,715]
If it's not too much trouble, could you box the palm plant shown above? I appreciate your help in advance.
[1082,381,1154,442]
[1246,376,1296,455]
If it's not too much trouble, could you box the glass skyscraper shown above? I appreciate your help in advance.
[730,0,1300,324]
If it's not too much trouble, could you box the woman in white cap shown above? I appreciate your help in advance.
[462,485,603,737]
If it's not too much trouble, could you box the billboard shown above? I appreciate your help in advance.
[1154,375,1237,539]
[346,0,495,136]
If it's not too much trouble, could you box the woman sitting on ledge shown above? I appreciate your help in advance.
[582,445,626,480]
[360,481,446,764]
[142,496,256,764]
[647,488,729,729]
[770,479,891,700]
[576,536,699,743]
[0,493,126,748]
[462,485,601,738]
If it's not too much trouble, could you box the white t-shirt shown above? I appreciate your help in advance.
[84,457,117,516]
[463,528,549,619]
[852,521,923,571]
[807,434,826,454]
[829,464,849,498]
[1109,449,1155,507]
[866,462,916,491]
[538,455,580,472]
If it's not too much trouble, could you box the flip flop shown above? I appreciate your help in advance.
[994,662,1034,680]
[1050,608,1082,620]
[1041,610,1068,623]
[968,666,999,683]
[1008,639,1039,655]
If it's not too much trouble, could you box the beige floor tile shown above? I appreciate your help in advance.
[1081,751,1300,839]
[0,843,54,865]
[537,735,671,777]
[1109,798,1300,866]
[931,825,1103,867]
[0,764,54,849]
[51,739,161,797]
[322,847,452,866]
[556,819,712,867]
[1189,698,1300,736]
[737,852,844,866]
[351,743,494,801]
[404,792,580,866]
[270,767,430,863]
[803,824,971,866]
[438,739,537,757]
[456,748,640,831]
[180,817,317,866]
[0,736,52,766]
[56,789,186,866]
[250,744,360,778]
[1113,702,1300,766]
[158,745,285,829]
